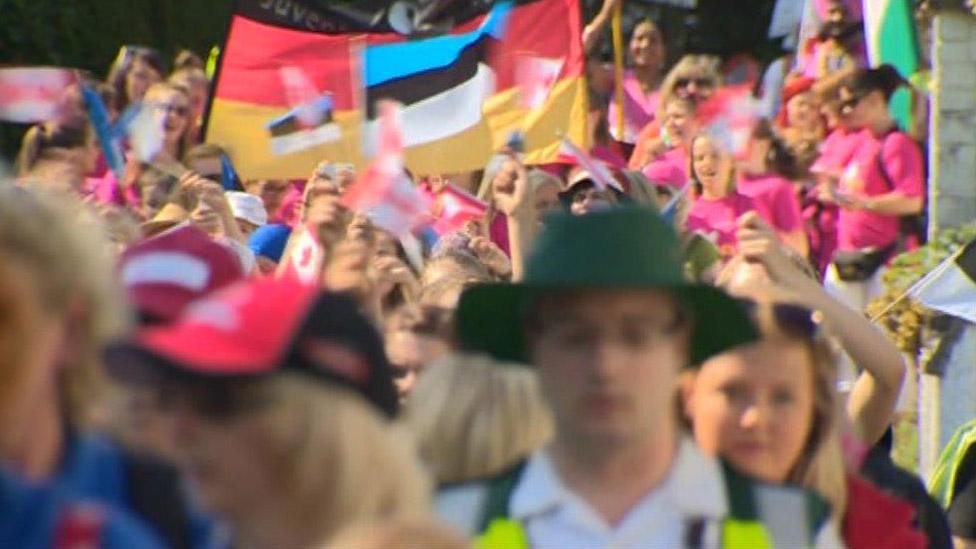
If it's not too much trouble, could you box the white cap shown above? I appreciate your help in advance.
[225,191,268,227]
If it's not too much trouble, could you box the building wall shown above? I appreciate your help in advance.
[921,11,976,479]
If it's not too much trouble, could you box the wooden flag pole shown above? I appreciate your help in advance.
[611,1,625,144]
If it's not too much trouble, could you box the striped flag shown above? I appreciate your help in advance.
[863,0,919,129]
[205,0,587,179]
[0,68,76,123]
[909,239,976,325]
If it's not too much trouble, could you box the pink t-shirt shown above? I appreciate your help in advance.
[642,146,688,188]
[811,127,861,175]
[837,130,924,251]
[686,191,756,252]
[607,69,660,144]
[737,172,803,235]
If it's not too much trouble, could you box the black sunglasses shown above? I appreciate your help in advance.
[737,298,821,339]
[676,77,713,89]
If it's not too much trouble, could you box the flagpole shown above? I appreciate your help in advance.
[870,247,965,323]
[611,1,625,145]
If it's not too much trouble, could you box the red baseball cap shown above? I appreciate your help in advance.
[119,225,244,323]
[105,277,399,418]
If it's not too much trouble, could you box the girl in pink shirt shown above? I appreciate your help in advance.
[738,119,808,257]
[639,96,697,188]
[685,134,757,257]
[606,19,665,146]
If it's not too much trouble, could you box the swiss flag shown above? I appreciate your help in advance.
[341,101,432,237]
[0,67,76,123]
[516,55,565,110]
[427,183,488,236]
[279,223,325,285]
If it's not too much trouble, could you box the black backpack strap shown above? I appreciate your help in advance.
[477,460,529,533]
[122,449,193,549]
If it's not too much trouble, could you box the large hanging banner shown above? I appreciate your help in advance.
[205,0,587,179]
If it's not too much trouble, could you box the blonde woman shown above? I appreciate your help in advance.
[107,281,431,549]
[0,184,207,547]
[405,352,553,485]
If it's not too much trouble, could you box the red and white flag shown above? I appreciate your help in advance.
[696,84,760,159]
[516,55,565,110]
[279,223,325,285]
[558,137,622,192]
[0,67,76,123]
[428,182,488,236]
[341,101,432,237]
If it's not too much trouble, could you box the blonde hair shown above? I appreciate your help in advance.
[658,54,723,119]
[326,518,471,549]
[240,374,431,544]
[0,184,128,427]
[405,353,553,484]
[752,304,848,518]
[144,82,193,158]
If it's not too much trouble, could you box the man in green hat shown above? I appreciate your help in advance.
[437,207,843,548]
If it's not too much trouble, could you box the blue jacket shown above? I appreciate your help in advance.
[0,465,164,549]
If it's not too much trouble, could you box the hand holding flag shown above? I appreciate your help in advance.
[341,101,432,237]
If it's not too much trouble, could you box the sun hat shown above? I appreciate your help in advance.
[455,207,758,366]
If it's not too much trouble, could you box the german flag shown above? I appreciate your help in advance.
[204,0,587,179]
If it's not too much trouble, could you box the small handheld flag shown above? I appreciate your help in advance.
[558,137,622,192]
[0,67,76,123]
[81,84,125,181]
[908,239,976,325]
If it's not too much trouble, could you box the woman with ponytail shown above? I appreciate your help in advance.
[823,64,924,312]
[738,119,809,257]
[15,119,98,194]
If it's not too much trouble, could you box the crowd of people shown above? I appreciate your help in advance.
[3,0,976,547]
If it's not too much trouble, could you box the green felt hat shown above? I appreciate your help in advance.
[455,207,758,366]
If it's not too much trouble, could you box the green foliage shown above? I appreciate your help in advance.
[0,0,233,161]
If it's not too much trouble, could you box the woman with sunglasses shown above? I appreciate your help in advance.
[143,82,194,170]
[629,55,723,169]
[823,65,924,313]
[682,213,938,548]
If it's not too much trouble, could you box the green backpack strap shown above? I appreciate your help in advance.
[476,460,530,549]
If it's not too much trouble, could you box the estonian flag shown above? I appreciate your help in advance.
[362,2,511,151]
[909,239,976,324]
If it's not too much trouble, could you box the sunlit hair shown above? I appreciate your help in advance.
[657,54,723,118]
[0,184,128,428]
[328,517,471,549]
[751,298,848,518]
[687,133,736,197]
[144,82,194,159]
[233,374,431,544]
[404,352,553,484]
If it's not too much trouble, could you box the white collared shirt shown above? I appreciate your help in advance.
[509,438,727,549]
[435,438,844,548]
